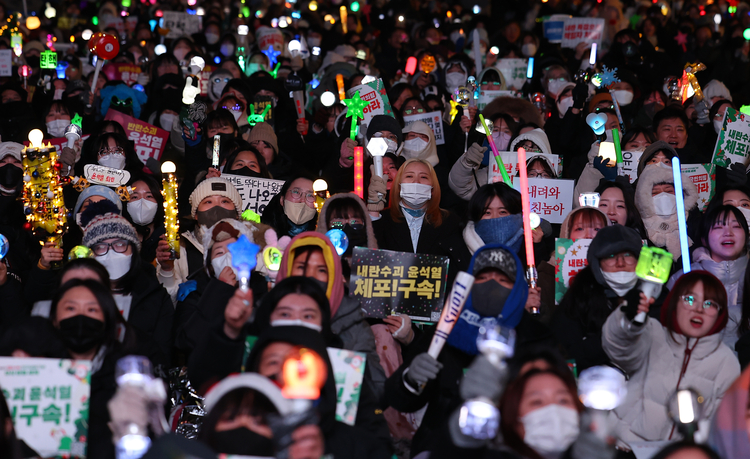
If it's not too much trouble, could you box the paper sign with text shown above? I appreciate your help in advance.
[403,111,445,145]
[554,238,593,304]
[347,79,395,129]
[478,89,518,111]
[489,152,561,185]
[0,49,12,76]
[561,18,605,49]
[0,357,91,458]
[681,163,715,212]
[103,63,141,86]
[544,15,571,43]
[711,108,750,168]
[495,59,528,90]
[513,178,574,224]
[104,110,168,163]
[221,174,285,215]
[84,164,130,186]
[350,247,449,322]
[161,12,202,39]
[327,348,366,426]
[620,150,644,184]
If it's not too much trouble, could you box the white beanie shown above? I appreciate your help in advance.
[704,80,732,103]
[0,142,24,162]
[189,177,243,217]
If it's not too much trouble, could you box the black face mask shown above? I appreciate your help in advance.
[206,133,237,158]
[231,166,262,178]
[212,427,275,456]
[0,163,22,190]
[196,206,237,228]
[57,315,107,354]
[341,224,367,256]
[471,280,512,317]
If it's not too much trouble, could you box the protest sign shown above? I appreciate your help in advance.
[221,174,285,215]
[489,152,561,185]
[477,89,517,111]
[513,178,574,224]
[350,247,449,322]
[0,357,91,458]
[84,164,131,187]
[681,163,715,212]
[554,238,593,304]
[105,110,169,163]
[561,18,605,49]
[620,150,644,184]
[544,15,571,43]
[711,108,750,168]
[327,348,366,426]
[0,49,12,76]
[102,63,142,86]
[346,79,395,129]
[161,11,202,39]
[403,111,445,145]
[252,95,275,127]
[495,59,528,90]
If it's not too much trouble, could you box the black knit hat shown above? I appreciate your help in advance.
[587,225,643,286]
[366,115,403,146]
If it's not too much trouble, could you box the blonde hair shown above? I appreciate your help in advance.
[389,158,446,227]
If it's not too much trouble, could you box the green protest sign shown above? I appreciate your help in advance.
[554,238,592,304]
[712,108,750,168]
[327,348,365,426]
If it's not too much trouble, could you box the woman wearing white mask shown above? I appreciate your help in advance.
[90,133,138,173]
[401,121,439,166]
[44,101,72,139]
[541,65,570,101]
[124,175,164,264]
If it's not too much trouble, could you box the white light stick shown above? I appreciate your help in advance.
[367,137,388,178]
[428,271,475,359]
[589,43,597,66]
[212,135,220,169]
[472,29,482,74]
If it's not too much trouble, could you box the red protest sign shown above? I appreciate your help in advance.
[197,65,216,97]
[104,110,169,164]
[102,63,142,86]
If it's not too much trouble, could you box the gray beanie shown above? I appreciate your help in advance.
[587,225,643,286]
[74,185,123,216]
[82,212,141,250]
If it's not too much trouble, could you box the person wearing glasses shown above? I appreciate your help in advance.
[261,174,318,238]
[602,270,740,448]
[77,132,142,177]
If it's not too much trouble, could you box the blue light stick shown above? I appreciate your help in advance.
[526,57,534,79]
[672,157,691,273]
[228,235,260,292]
[325,229,349,256]
[0,234,8,260]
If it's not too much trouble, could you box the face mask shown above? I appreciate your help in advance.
[283,200,317,225]
[521,404,580,457]
[212,428,275,457]
[232,166,262,177]
[307,37,321,48]
[220,44,235,57]
[653,192,677,218]
[47,119,70,138]
[196,206,237,228]
[403,138,429,156]
[159,113,177,130]
[521,43,537,57]
[547,79,568,97]
[211,79,229,100]
[714,119,723,135]
[229,109,243,121]
[341,223,367,256]
[57,315,107,354]
[613,89,634,106]
[96,250,132,280]
[471,280,512,317]
[492,132,511,151]
[99,154,126,170]
[205,33,220,45]
[384,138,398,153]
[601,270,638,296]
[270,319,323,332]
[26,55,40,68]
[211,252,238,279]
[400,182,433,208]
[557,97,574,118]
[173,48,189,62]
[474,215,524,252]
[738,206,750,227]
[445,72,466,92]
[0,163,22,192]
[127,199,158,226]
[643,102,663,119]
[53,89,65,100]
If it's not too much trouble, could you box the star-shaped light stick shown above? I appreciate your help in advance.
[228,234,260,292]
[263,45,281,67]
[343,90,368,140]
[247,104,272,126]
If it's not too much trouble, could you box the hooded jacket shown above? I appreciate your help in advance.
[476,67,507,90]
[558,206,611,240]
[401,121,439,167]
[635,164,699,259]
[636,141,677,177]
[316,193,378,250]
[602,273,740,445]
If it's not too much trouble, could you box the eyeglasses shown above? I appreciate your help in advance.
[528,171,552,178]
[288,188,315,203]
[403,108,425,115]
[99,147,124,157]
[680,295,722,314]
[600,252,637,269]
[91,239,130,256]
[331,220,365,231]
[373,132,398,143]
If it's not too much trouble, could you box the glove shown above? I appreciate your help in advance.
[339,138,356,167]
[404,352,443,388]
[593,156,616,181]
[367,165,387,212]
[620,287,644,321]
[463,142,485,168]
[460,355,507,403]
[182,76,201,105]
[572,80,589,110]
[59,147,76,176]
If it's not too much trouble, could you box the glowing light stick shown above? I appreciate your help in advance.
[467,76,477,108]
[228,234,260,292]
[68,244,94,261]
[0,234,8,259]
[353,146,364,198]
[589,43,597,66]
[479,114,511,186]
[88,33,120,96]
[340,6,348,33]
[212,135,220,169]
[313,179,329,212]
[611,128,624,177]
[578,365,627,441]
[343,91,368,141]
[64,114,82,149]
[672,157,691,273]
[517,148,538,309]
[262,45,281,67]
[247,104,271,126]
[281,347,327,400]
[526,57,534,79]
[325,229,349,256]
[263,246,282,271]
[634,246,673,324]
[336,74,346,102]
[367,137,387,178]
[160,161,179,260]
[428,271,475,360]
[405,56,418,75]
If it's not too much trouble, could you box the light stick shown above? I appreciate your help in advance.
[285,73,307,135]
[343,90,368,140]
[0,234,8,260]
[526,57,534,79]
[340,6,348,33]
[367,137,387,178]
[672,157,691,273]
[161,161,180,260]
[427,271,475,360]
[589,43,597,66]
[313,179,329,211]
[212,135,220,169]
[405,56,417,75]
[354,146,364,199]
[228,234,260,292]
[633,246,673,324]
[336,74,345,102]
[281,347,327,400]
[517,147,539,312]
[467,76,477,108]
[88,33,119,96]
[612,128,623,176]
[478,114,511,186]
[64,114,82,149]
[608,89,625,134]
[472,29,482,74]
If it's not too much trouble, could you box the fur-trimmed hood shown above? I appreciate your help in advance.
[401,120,439,166]
[316,192,378,250]
[483,96,545,127]
[510,128,552,156]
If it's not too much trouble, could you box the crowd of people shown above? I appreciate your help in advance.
[3,0,750,457]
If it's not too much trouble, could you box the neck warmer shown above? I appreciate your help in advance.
[473,214,524,253]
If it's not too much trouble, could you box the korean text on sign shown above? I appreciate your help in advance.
[513,178,574,224]
[104,110,169,163]
[560,18,605,49]
[221,174,285,216]
[554,238,593,304]
[402,111,445,145]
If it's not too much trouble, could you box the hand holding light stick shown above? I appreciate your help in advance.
[672,157,691,274]
[479,114,511,186]
[612,128,624,177]
[517,147,539,310]
[633,246,673,324]
[161,161,180,260]
[212,135,220,169]
[428,271,475,360]
[228,234,260,293]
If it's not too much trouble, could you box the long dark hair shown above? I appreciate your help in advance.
[49,279,120,351]
[0,390,22,459]
[699,205,749,258]
[125,173,165,240]
[260,174,318,236]
[222,142,272,179]
[595,179,647,238]
[199,388,278,451]
[468,182,522,222]
[651,442,723,459]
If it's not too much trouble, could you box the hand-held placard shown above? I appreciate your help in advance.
[428,271,476,359]
[634,246,673,324]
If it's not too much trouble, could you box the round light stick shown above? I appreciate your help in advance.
[0,233,8,259]
[89,33,120,96]
[326,229,349,256]
[367,137,388,178]
[263,246,282,271]
[68,244,94,261]
[321,91,336,107]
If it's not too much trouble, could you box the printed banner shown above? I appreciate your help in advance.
[221,174,285,215]
[252,96,275,128]
[349,247,449,322]
[620,150,644,184]
[513,178,574,224]
[477,89,518,111]
[561,18,605,49]
[488,152,561,185]
[0,357,91,458]
[104,110,169,163]
[346,79,395,129]
[327,348,366,426]
[543,15,571,43]
[554,238,593,304]
[711,108,750,168]
[495,59,528,91]
[0,49,12,76]
[681,163,715,212]
[402,110,445,145]
[102,63,141,86]
[161,11,202,39]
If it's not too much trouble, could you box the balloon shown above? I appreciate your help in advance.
[87,32,105,52]
[91,34,119,60]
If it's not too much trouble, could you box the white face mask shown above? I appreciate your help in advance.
[99,153,126,170]
[47,119,70,138]
[205,33,220,45]
[521,43,537,57]
[445,72,466,92]
[738,206,750,227]
[547,79,568,98]
[127,199,158,226]
[613,89,634,106]
[229,109,243,121]
[173,48,189,62]
[557,97,574,118]
[601,270,638,296]
[713,119,724,135]
[400,182,433,208]
[270,319,323,332]
[211,252,238,279]
[96,250,132,281]
[159,113,177,131]
[521,404,580,457]
[403,138,429,156]
[220,44,235,57]
[653,192,677,218]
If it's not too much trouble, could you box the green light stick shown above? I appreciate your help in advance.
[479,114,511,186]
[612,128,624,176]
[343,90,368,141]
[634,246,673,323]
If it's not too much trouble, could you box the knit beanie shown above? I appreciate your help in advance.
[367,115,403,146]
[587,225,643,287]
[588,92,613,112]
[74,185,123,215]
[189,177,243,217]
[82,212,141,250]
[246,122,278,153]
[0,142,23,162]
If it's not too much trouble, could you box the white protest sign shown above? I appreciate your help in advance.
[347,79,395,128]
[84,164,130,186]
[402,111,445,145]
[0,357,91,458]
[495,58,528,90]
[620,150,643,184]
[681,163,715,212]
[161,11,202,39]
[513,178,574,224]
[0,49,12,76]
[561,18,605,49]
[488,152,560,185]
[477,89,517,111]
[327,348,366,426]
[221,174,285,216]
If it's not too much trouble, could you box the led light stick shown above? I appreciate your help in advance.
[578,366,627,441]
[68,245,94,261]
[611,128,624,177]
[340,6,348,33]
[212,135,220,169]
[353,146,364,199]
[517,148,538,310]
[285,72,307,135]
[589,43,597,66]
[88,33,120,96]
[672,157,691,273]
[479,114,511,186]
[313,179,329,211]
[471,29,482,74]
[633,246,673,324]
[335,74,346,103]
[0,234,8,260]
[367,137,387,178]
[467,76,477,108]
[228,234,260,292]
[405,56,418,75]
[19,65,31,90]
[667,388,703,441]
[325,229,348,256]
[343,90,368,141]
[64,113,82,149]
[247,104,271,126]
[160,161,179,260]
[427,271,475,360]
